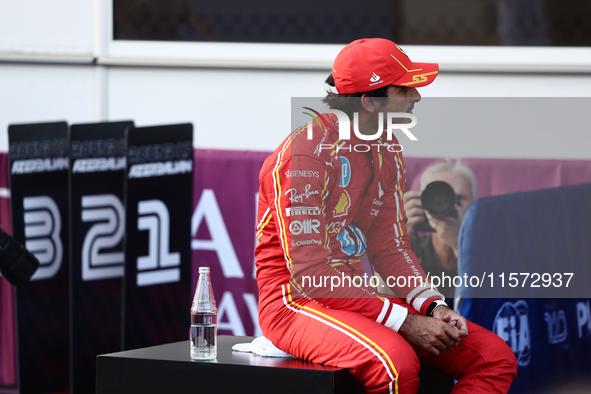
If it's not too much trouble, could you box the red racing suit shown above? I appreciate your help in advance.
[256,113,443,327]
[255,113,517,394]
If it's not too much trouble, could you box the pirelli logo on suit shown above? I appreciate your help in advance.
[286,206,320,217]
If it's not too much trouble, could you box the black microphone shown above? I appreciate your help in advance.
[0,228,40,286]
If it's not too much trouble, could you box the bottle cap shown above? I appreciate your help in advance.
[198,266,210,274]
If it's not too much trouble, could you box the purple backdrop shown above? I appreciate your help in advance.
[2,150,591,385]
[0,153,15,387]
[191,149,268,336]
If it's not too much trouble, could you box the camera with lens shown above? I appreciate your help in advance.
[415,181,459,232]
[0,228,40,286]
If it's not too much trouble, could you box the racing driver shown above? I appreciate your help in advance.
[255,38,517,394]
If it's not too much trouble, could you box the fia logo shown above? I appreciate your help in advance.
[81,194,125,281]
[339,157,351,187]
[544,310,568,345]
[493,300,531,366]
[136,200,180,286]
[23,196,62,281]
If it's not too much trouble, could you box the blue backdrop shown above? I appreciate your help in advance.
[456,183,591,393]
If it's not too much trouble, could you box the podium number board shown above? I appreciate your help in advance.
[123,124,193,350]
[69,121,133,393]
[8,122,70,394]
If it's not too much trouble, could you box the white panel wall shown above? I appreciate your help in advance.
[403,97,591,160]
[2,64,591,158]
[0,0,94,55]
[108,67,591,158]
[108,67,328,152]
[0,63,96,149]
[425,72,591,98]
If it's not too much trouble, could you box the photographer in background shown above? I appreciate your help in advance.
[404,161,477,299]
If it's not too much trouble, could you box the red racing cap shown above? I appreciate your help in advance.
[331,38,439,94]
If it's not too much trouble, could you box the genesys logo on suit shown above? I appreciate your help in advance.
[493,300,531,367]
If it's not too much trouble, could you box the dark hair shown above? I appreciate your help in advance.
[322,74,390,118]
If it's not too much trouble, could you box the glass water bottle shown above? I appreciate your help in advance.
[190,266,217,360]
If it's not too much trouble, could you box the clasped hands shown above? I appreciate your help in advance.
[398,306,469,356]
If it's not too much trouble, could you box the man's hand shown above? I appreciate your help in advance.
[398,313,462,356]
[432,305,469,338]
[425,205,464,256]
[403,190,425,238]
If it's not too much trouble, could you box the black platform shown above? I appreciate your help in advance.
[96,335,364,394]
